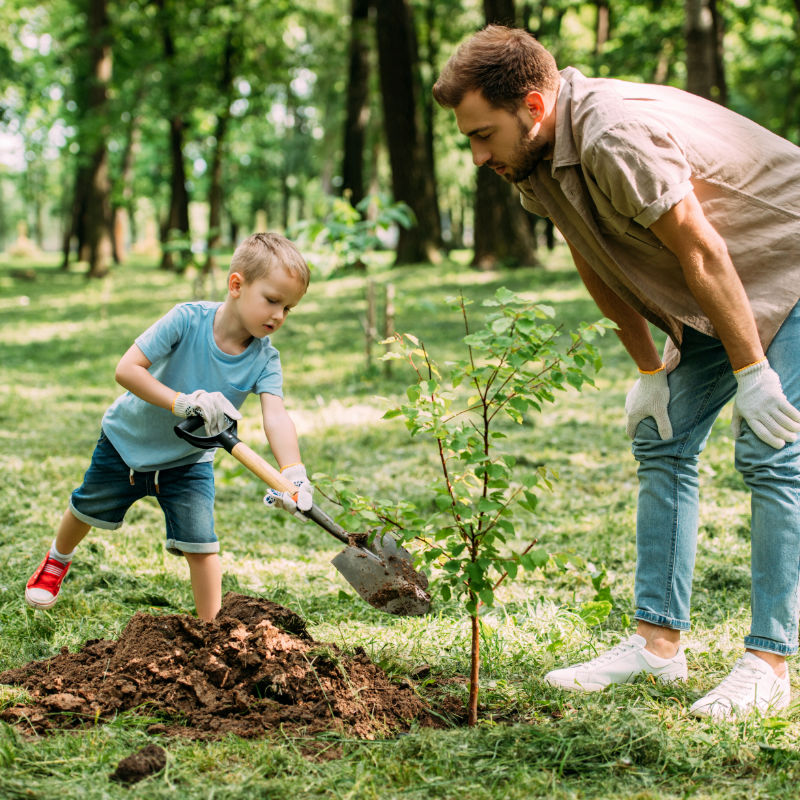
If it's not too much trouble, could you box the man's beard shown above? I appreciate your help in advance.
[497,118,550,183]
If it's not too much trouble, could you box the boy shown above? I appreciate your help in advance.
[25,232,311,621]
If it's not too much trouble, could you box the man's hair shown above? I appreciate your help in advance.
[432,25,560,112]
[229,232,310,288]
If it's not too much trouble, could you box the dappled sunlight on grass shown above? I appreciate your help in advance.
[2,251,797,798]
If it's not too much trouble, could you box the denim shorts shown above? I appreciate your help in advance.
[69,431,218,556]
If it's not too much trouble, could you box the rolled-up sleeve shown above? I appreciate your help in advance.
[585,120,693,228]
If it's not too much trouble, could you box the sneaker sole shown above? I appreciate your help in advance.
[24,588,59,610]
[546,670,687,692]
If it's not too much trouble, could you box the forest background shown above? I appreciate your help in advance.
[3,2,800,799]
[1,0,799,276]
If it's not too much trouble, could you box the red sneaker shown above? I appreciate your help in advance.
[25,554,71,609]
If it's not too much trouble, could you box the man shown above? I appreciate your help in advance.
[433,25,800,720]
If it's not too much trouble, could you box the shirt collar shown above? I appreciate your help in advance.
[550,66,585,170]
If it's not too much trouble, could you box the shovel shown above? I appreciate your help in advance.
[174,416,431,616]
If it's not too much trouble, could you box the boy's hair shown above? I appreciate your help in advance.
[432,25,560,113]
[229,232,310,288]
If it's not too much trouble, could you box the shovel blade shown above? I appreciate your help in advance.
[332,534,431,616]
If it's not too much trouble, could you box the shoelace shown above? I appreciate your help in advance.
[581,639,639,667]
[42,559,67,577]
[710,658,769,699]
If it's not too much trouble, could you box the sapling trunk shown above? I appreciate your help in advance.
[468,604,480,726]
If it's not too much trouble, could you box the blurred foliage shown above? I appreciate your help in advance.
[0,0,798,255]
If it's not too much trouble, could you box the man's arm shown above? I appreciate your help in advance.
[564,239,663,370]
[648,190,764,371]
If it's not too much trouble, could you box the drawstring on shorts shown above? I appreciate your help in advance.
[128,468,161,494]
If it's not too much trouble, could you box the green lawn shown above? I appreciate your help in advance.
[1,249,798,799]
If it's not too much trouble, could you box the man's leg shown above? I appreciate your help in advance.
[545,327,735,691]
[631,328,736,644]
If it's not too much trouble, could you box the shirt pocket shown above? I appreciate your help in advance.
[224,384,252,410]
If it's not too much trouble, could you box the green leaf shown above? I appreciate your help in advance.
[578,600,613,627]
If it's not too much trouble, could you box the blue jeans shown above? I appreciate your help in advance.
[632,301,800,655]
[70,431,218,556]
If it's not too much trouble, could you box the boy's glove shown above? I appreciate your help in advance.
[732,359,800,449]
[625,367,672,440]
[264,464,313,517]
[172,390,241,436]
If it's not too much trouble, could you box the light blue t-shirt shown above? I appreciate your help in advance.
[102,301,283,471]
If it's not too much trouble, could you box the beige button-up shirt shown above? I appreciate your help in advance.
[517,67,800,368]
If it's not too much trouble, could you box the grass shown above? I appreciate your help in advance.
[1,249,799,798]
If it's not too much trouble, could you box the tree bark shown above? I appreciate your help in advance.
[112,106,142,263]
[375,0,441,264]
[468,610,480,727]
[685,0,727,104]
[472,0,539,269]
[84,0,114,277]
[342,0,372,207]
[157,0,190,271]
[205,30,239,275]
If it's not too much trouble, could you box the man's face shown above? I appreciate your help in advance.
[454,90,551,183]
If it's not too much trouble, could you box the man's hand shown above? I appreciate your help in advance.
[264,463,313,517]
[172,390,241,436]
[732,359,800,449]
[625,367,673,440]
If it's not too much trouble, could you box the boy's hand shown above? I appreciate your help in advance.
[263,464,313,517]
[172,390,242,436]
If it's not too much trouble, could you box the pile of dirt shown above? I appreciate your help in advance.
[0,592,437,740]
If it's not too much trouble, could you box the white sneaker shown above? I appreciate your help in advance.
[544,634,688,691]
[689,653,790,721]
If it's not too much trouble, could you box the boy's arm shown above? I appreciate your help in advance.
[115,343,241,435]
[115,343,176,409]
[260,392,302,468]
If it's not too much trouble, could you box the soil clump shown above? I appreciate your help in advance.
[110,744,167,783]
[0,592,436,740]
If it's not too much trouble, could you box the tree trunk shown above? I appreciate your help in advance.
[594,0,610,56]
[472,0,539,269]
[468,610,480,727]
[685,0,726,104]
[205,30,239,276]
[157,0,190,271]
[112,108,142,263]
[375,0,441,264]
[84,0,114,278]
[342,0,372,207]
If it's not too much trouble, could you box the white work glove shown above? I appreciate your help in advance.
[264,464,313,517]
[625,367,673,440]
[172,390,242,436]
[731,359,800,449]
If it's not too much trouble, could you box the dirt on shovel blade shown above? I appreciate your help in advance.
[0,592,437,740]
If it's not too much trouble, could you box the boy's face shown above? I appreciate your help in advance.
[229,266,306,340]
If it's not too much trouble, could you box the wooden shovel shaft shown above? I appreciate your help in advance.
[230,441,296,493]
[227,440,350,545]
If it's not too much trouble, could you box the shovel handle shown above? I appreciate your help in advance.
[174,416,349,545]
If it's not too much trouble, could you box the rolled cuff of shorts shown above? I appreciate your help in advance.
[166,538,220,557]
[68,500,124,531]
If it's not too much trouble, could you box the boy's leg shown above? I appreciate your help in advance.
[184,552,222,621]
[27,432,140,609]
[155,460,220,621]
[55,507,92,553]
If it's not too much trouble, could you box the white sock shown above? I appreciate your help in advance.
[49,540,74,564]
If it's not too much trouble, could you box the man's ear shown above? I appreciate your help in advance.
[524,91,546,123]
[228,271,245,296]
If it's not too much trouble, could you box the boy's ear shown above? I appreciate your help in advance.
[228,271,245,296]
